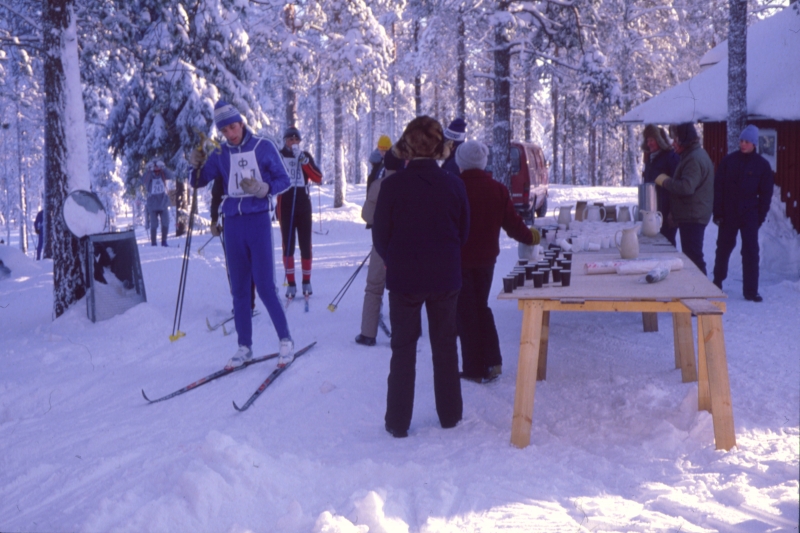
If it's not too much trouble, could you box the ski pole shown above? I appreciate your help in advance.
[196,234,217,256]
[327,250,371,311]
[170,184,198,341]
[314,181,328,235]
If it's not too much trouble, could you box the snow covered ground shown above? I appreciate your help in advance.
[1,184,798,532]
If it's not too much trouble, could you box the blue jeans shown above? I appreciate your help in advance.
[679,223,708,275]
[224,211,290,347]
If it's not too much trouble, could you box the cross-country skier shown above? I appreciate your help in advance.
[188,101,295,369]
[276,126,322,300]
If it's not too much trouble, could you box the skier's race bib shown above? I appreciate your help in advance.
[282,156,305,188]
[150,178,166,195]
[228,149,264,197]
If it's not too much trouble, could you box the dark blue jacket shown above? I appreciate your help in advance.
[643,149,679,216]
[372,159,470,293]
[190,128,290,218]
[714,150,774,225]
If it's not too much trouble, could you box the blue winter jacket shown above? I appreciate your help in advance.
[713,150,774,225]
[190,128,290,217]
[372,158,470,294]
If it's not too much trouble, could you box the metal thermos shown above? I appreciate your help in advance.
[638,183,657,220]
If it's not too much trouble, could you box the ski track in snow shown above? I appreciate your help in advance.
[0,185,798,532]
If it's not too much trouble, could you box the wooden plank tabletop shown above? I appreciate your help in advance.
[498,251,727,301]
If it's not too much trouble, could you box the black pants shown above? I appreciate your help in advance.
[385,290,463,433]
[457,265,502,378]
[679,223,708,275]
[713,218,760,298]
[279,190,312,259]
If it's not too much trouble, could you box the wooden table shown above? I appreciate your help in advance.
[498,251,736,451]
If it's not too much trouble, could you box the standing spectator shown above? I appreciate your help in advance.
[141,160,174,247]
[277,126,323,299]
[641,124,679,246]
[712,125,774,302]
[655,123,714,274]
[441,118,467,176]
[34,210,44,260]
[356,148,404,347]
[366,135,392,192]
[372,116,470,438]
[188,100,294,369]
[455,140,540,383]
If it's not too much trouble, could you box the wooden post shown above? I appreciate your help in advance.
[701,315,736,450]
[697,316,711,412]
[537,311,550,381]
[511,300,544,448]
[672,313,697,382]
[642,312,659,332]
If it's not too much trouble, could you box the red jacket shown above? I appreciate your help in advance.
[459,168,533,268]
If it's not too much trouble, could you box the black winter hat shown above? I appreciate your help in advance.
[283,126,302,140]
[669,123,698,147]
[383,148,404,171]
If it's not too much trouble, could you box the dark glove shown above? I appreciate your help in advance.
[713,217,722,226]
[210,223,221,237]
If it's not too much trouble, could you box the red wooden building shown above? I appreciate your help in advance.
[621,6,800,233]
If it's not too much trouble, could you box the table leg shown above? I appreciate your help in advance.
[511,300,544,449]
[642,312,659,332]
[701,315,736,450]
[537,311,550,381]
[672,313,697,382]
[697,316,711,412]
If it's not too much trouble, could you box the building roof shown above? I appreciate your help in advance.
[621,5,800,124]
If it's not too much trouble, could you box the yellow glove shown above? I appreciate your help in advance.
[655,174,670,187]
[530,227,541,245]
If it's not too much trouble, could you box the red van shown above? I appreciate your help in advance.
[485,141,549,221]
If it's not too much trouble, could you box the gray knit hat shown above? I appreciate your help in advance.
[455,140,489,171]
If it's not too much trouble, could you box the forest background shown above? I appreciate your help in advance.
[0,0,792,281]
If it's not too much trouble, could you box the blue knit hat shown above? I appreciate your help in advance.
[739,125,759,146]
[444,118,467,142]
[214,100,243,130]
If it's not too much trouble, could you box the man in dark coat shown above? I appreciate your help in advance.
[655,123,715,274]
[34,210,44,260]
[372,116,470,438]
[712,125,774,302]
[641,124,680,245]
[454,140,540,383]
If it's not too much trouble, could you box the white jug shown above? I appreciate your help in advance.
[582,205,607,222]
[617,205,634,223]
[615,225,640,259]
[554,206,572,226]
[640,210,663,237]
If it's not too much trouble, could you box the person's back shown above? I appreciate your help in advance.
[375,160,468,293]
[667,143,714,225]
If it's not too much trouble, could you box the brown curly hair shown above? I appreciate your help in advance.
[392,116,452,160]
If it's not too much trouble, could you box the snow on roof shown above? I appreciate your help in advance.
[621,5,800,124]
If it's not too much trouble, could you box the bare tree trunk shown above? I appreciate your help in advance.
[456,12,466,119]
[524,53,532,143]
[354,111,362,185]
[414,19,422,116]
[390,22,397,140]
[44,0,85,317]
[315,79,323,167]
[561,97,567,184]
[333,89,345,207]
[14,88,28,252]
[284,88,297,128]
[492,17,512,188]
[551,75,559,185]
[727,0,748,153]
[589,125,596,186]
[484,75,493,144]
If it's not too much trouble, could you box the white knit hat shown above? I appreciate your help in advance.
[455,140,489,171]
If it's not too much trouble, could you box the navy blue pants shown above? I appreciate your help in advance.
[679,223,708,275]
[386,290,463,433]
[713,218,760,298]
[457,265,502,378]
[224,211,290,348]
